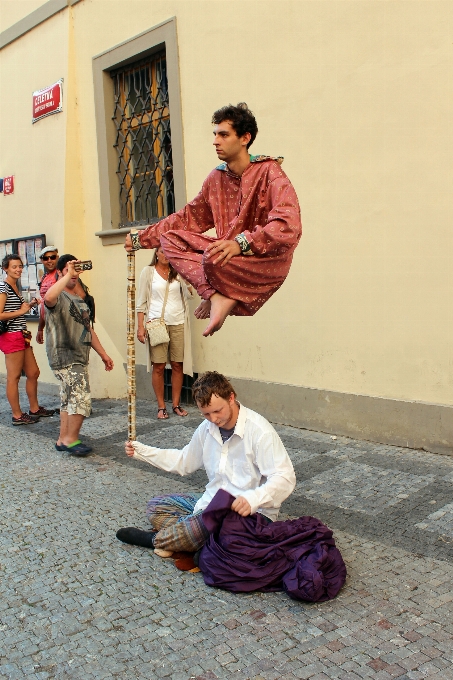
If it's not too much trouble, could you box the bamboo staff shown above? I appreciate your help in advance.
[127,230,137,441]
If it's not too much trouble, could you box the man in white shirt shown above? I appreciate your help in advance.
[117,371,296,556]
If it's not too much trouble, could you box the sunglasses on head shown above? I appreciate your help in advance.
[42,254,57,261]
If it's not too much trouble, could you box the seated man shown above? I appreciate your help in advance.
[125,102,302,337]
[116,371,296,556]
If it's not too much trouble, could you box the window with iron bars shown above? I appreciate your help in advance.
[111,51,175,228]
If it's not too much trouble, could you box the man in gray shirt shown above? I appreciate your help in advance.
[44,255,114,456]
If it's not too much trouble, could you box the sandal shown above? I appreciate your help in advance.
[157,408,169,420]
[172,405,188,417]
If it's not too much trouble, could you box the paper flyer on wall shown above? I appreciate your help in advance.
[28,265,38,291]
[34,238,43,255]
[26,240,36,264]
[36,263,45,283]
[20,267,29,290]
[17,241,26,262]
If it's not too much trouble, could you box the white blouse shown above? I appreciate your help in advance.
[147,270,185,326]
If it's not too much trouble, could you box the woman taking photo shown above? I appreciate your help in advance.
[136,245,194,419]
[0,254,55,425]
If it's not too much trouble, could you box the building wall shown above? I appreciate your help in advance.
[1,0,452,451]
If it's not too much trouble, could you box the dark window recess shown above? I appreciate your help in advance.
[112,51,175,228]
[163,370,198,405]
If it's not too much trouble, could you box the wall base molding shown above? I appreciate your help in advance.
[230,377,452,456]
[135,367,452,455]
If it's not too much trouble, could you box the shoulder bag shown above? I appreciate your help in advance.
[145,276,170,346]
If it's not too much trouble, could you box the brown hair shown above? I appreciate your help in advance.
[150,246,178,283]
[192,371,237,407]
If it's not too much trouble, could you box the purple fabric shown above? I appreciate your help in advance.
[199,490,347,602]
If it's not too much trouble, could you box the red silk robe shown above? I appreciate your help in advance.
[138,156,302,316]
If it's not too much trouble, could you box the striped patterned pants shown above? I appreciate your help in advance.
[146,493,209,552]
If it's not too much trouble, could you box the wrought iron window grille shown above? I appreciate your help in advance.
[112,51,175,228]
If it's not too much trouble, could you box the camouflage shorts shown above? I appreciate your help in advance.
[53,364,91,417]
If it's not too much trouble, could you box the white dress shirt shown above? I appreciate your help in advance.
[131,404,296,520]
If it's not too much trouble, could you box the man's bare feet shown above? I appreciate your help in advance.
[203,293,237,337]
[194,299,211,319]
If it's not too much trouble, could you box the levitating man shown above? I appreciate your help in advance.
[125,103,302,336]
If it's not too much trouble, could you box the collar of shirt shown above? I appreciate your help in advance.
[207,402,247,444]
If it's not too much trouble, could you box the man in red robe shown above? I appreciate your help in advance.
[125,103,302,336]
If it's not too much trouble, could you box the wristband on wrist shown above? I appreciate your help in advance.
[234,233,252,255]
[130,232,142,251]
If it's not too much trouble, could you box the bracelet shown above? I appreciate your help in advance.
[234,233,252,255]
[130,232,142,251]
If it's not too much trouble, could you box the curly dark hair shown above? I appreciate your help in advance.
[1,254,23,271]
[192,371,237,407]
[211,102,258,149]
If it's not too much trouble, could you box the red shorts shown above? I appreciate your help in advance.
[0,331,28,354]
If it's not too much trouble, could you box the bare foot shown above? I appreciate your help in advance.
[194,299,211,319]
[203,293,237,337]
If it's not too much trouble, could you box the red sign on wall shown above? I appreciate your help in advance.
[3,176,14,195]
[32,79,63,124]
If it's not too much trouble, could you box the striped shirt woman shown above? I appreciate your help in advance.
[0,254,55,425]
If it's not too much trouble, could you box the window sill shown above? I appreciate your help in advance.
[95,227,137,246]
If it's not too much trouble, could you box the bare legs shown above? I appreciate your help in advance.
[4,348,40,418]
[151,363,167,416]
[23,348,40,412]
[151,361,188,417]
[170,361,188,415]
[57,411,85,446]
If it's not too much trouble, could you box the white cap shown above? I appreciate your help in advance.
[38,246,58,259]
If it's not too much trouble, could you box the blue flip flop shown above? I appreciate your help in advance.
[59,442,92,456]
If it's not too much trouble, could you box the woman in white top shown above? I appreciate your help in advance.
[136,245,194,419]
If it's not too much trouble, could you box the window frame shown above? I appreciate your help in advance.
[92,18,185,245]
[112,50,174,227]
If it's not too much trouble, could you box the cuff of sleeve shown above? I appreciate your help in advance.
[131,232,143,251]
[240,488,270,515]
[131,440,154,460]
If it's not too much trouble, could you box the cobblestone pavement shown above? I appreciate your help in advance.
[1,390,453,679]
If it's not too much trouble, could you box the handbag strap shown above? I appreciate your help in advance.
[6,282,24,302]
[159,277,170,321]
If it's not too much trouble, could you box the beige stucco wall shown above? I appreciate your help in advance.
[0,0,47,32]
[0,7,69,386]
[1,0,452,410]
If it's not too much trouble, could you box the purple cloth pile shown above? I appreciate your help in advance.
[199,490,347,602]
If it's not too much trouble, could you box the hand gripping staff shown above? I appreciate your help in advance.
[127,230,137,441]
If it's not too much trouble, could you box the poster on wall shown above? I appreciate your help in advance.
[32,79,63,124]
